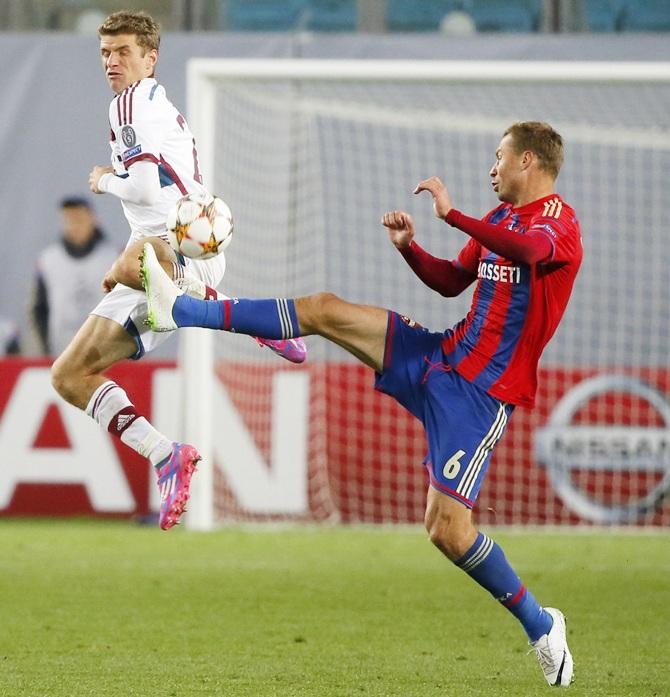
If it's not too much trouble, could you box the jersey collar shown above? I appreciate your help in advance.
[511,193,561,215]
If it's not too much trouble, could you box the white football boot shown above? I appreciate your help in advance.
[531,608,574,687]
[141,242,183,332]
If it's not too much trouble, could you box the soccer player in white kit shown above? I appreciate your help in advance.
[51,10,306,530]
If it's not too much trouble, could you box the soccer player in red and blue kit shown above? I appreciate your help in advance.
[142,121,582,687]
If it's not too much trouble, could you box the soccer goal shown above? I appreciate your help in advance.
[182,59,670,531]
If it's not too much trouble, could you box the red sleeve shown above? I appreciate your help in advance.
[398,240,476,297]
[456,237,481,274]
[526,215,581,265]
[445,209,553,265]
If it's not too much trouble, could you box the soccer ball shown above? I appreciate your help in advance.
[166,193,234,260]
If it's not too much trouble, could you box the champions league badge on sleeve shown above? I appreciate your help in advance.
[121,125,137,148]
[535,374,670,524]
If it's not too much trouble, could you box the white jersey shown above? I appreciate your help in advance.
[108,77,208,243]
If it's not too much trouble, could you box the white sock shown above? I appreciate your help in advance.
[85,381,173,466]
[175,275,225,300]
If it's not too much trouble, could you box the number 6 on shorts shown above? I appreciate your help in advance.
[443,449,465,479]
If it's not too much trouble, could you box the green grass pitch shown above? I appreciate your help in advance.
[0,520,667,697]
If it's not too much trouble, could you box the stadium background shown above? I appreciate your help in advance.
[0,1,669,527]
[1,4,669,697]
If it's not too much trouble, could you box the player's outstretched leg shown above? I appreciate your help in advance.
[176,275,306,364]
[155,442,202,530]
[530,607,574,687]
[142,243,307,363]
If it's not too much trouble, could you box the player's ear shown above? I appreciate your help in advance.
[520,150,534,171]
[146,48,158,69]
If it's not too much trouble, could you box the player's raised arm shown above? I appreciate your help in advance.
[415,176,552,266]
[382,208,475,297]
[414,176,453,219]
[444,209,552,265]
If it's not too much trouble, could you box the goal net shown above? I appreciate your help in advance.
[182,59,670,530]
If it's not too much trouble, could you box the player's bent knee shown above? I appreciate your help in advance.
[111,253,141,288]
[426,517,450,552]
[425,509,473,561]
[300,292,342,333]
[427,524,466,560]
[50,355,75,403]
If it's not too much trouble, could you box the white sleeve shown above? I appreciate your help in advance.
[98,160,161,206]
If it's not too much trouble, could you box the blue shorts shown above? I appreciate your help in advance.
[374,312,514,508]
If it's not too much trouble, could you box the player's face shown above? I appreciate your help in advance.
[100,33,157,94]
[489,135,525,204]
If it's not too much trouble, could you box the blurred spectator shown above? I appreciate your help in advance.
[440,9,476,36]
[0,316,21,355]
[31,197,118,356]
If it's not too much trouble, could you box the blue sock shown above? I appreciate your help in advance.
[173,296,299,339]
[172,294,224,329]
[455,532,553,642]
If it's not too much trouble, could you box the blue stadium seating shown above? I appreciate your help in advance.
[387,0,465,32]
[304,0,357,31]
[619,0,670,31]
[467,0,542,32]
[225,0,307,31]
[221,0,670,33]
[581,0,624,32]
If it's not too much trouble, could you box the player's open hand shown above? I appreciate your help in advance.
[382,210,415,249]
[414,176,453,220]
[89,165,114,194]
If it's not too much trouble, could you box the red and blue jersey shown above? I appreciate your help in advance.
[442,194,582,407]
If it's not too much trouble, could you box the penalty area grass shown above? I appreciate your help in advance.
[0,520,668,697]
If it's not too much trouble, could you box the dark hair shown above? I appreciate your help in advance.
[98,10,160,53]
[504,121,564,178]
[60,196,92,210]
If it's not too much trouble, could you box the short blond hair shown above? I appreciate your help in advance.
[504,121,564,179]
[98,10,160,53]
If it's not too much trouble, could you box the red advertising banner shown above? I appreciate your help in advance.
[1,359,668,526]
[319,365,670,526]
[0,359,170,518]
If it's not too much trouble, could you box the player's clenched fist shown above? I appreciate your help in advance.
[89,165,114,194]
[414,176,453,220]
[382,210,415,249]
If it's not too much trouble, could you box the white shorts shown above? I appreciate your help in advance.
[90,252,226,358]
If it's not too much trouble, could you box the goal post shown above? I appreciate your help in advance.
[178,63,218,532]
[183,58,670,530]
